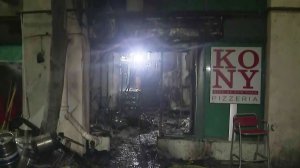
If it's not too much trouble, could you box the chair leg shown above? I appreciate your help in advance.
[267,134,271,168]
[239,133,242,168]
[230,131,234,168]
[254,135,259,160]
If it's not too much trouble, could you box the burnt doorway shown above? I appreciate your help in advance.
[89,47,199,167]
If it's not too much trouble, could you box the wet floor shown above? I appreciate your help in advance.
[108,111,161,168]
[109,129,160,168]
[91,111,266,168]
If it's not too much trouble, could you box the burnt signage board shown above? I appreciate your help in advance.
[210,47,261,104]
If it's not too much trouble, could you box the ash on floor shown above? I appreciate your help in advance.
[88,111,266,168]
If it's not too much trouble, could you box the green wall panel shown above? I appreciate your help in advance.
[237,104,264,120]
[203,48,230,138]
[223,18,266,43]
[194,17,266,139]
[161,0,204,11]
[205,0,266,11]
[0,45,22,62]
[202,44,265,139]
[160,0,266,12]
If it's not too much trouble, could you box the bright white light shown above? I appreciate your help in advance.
[206,66,211,72]
[132,52,146,65]
[120,56,128,62]
[128,51,150,69]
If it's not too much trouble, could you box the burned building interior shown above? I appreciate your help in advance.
[0,0,300,168]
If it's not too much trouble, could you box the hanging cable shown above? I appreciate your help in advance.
[2,82,17,130]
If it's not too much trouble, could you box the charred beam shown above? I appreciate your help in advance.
[41,0,68,132]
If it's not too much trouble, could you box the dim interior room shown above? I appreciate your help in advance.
[0,0,299,167]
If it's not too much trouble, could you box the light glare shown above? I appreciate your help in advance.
[206,66,211,72]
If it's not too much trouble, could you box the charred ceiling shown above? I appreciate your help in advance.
[88,13,223,51]
[1,0,20,6]
[86,1,265,52]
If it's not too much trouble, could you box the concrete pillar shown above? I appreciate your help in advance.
[22,0,52,127]
[22,0,89,154]
[266,0,300,167]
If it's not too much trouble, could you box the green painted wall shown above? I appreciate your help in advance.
[160,0,266,12]
[0,45,22,62]
[203,43,265,139]
[195,16,266,139]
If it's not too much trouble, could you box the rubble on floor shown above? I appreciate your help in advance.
[3,110,267,167]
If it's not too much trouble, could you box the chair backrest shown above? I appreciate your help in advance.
[233,113,258,128]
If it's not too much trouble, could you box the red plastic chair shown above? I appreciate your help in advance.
[229,113,270,168]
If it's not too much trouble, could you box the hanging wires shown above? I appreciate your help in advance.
[1,81,17,130]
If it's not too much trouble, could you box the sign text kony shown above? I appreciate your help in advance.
[210,47,261,104]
